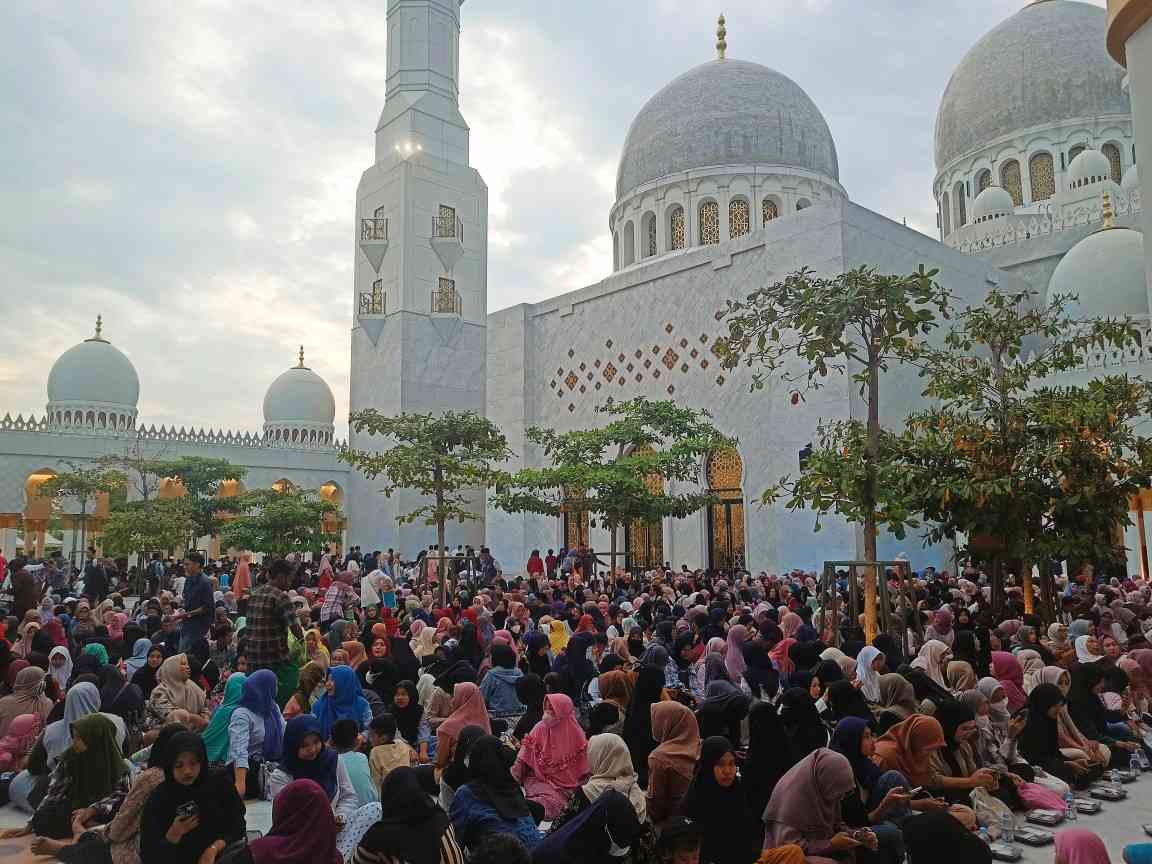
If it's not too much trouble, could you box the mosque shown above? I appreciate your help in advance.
[2,0,1150,576]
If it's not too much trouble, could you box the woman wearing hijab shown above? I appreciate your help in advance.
[314,664,373,739]
[42,681,127,766]
[219,779,344,864]
[924,607,956,647]
[352,767,463,864]
[227,669,285,798]
[1038,666,1111,767]
[0,664,51,737]
[1018,649,1046,694]
[646,701,699,830]
[269,715,360,829]
[1075,635,1106,665]
[990,651,1027,712]
[392,680,431,760]
[530,789,641,864]
[681,736,759,864]
[480,644,525,719]
[99,665,145,748]
[874,673,919,733]
[903,811,990,864]
[829,718,915,823]
[439,725,487,813]
[123,638,151,678]
[512,693,589,820]
[552,732,647,824]
[824,680,874,727]
[1017,683,1101,788]
[1053,829,1113,864]
[131,644,165,699]
[284,660,326,719]
[873,715,947,791]
[148,653,209,730]
[695,679,750,744]
[435,682,492,770]
[1,713,131,843]
[926,701,1000,804]
[513,674,547,740]
[621,665,665,787]
[910,640,951,689]
[1066,664,1137,767]
[945,660,977,695]
[779,687,829,764]
[449,735,542,852]
[855,646,884,703]
[724,624,748,686]
[47,645,72,693]
[763,748,872,864]
[139,731,246,864]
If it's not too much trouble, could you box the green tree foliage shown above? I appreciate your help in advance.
[37,462,127,567]
[492,398,732,576]
[340,410,512,602]
[100,498,196,558]
[219,487,340,557]
[716,266,949,638]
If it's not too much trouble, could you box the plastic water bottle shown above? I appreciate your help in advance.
[1065,792,1078,821]
[979,826,991,845]
[1132,752,1143,775]
[1000,812,1015,843]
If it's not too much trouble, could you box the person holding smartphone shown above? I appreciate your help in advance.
[140,731,246,864]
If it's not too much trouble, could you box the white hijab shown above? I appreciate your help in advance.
[1075,635,1103,664]
[582,733,647,820]
[856,645,883,702]
[47,646,72,693]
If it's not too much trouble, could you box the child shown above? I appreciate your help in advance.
[331,718,378,804]
[367,713,416,788]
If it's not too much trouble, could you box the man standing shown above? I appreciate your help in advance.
[246,559,304,706]
[9,558,38,620]
[178,552,214,652]
[146,552,166,598]
[82,551,108,603]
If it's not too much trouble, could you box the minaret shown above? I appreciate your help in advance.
[348,0,488,553]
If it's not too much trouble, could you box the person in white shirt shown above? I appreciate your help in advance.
[361,568,382,611]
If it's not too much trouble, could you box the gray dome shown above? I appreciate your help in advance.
[1048,227,1148,319]
[616,58,838,200]
[934,0,1128,170]
[263,363,336,425]
[47,331,140,408]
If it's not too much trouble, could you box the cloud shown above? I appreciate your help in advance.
[0,0,1114,443]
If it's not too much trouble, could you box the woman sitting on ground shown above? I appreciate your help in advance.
[449,734,542,853]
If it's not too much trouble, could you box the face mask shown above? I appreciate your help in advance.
[991,698,1009,714]
[606,827,630,857]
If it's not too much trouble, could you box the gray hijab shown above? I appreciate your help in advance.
[43,681,100,760]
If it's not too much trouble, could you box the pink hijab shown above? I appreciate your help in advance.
[725,624,748,684]
[1054,829,1111,864]
[770,637,797,677]
[991,651,1027,712]
[437,682,491,742]
[780,612,803,639]
[518,694,589,789]
[0,713,42,770]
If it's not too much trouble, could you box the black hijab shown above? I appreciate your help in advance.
[742,701,791,816]
[622,665,665,785]
[825,680,874,724]
[131,649,162,698]
[442,724,487,791]
[388,635,421,684]
[682,736,758,864]
[934,700,975,776]
[1016,683,1064,763]
[872,634,905,671]
[829,717,882,789]
[513,674,546,740]
[360,766,450,864]
[778,687,828,761]
[904,811,991,864]
[465,735,530,819]
[392,680,424,746]
[99,666,144,720]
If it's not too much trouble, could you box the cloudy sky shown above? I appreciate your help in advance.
[0,0,1105,436]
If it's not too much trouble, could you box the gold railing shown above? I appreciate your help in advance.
[360,218,388,242]
[359,291,385,316]
[432,214,463,241]
[431,284,462,314]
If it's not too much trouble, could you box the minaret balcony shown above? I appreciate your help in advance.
[360,218,389,272]
[431,214,465,271]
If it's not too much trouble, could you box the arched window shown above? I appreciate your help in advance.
[698,200,719,245]
[562,487,590,550]
[941,191,951,236]
[762,198,779,224]
[1029,152,1055,201]
[612,232,620,270]
[621,221,635,266]
[669,206,685,250]
[642,212,657,258]
[706,448,746,572]
[625,446,664,570]
[1001,160,1023,206]
[796,198,812,211]
[953,182,966,226]
[1103,143,1123,184]
[977,170,992,194]
[729,198,750,238]
[1069,144,1086,164]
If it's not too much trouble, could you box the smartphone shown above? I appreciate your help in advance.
[907,786,926,798]
[175,801,199,819]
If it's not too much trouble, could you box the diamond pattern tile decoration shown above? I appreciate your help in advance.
[643,359,652,369]
[653,345,660,354]
[565,372,578,390]
[690,348,699,359]
[634,350,642,359]
[618,353,625,363]
[579,362,586,371]
[594,359,601,368]
[568,403,575,412]
[635,374,643,383]
[701,359,709,369]
[579,385,586,393]
[603,362,617,382]
[667,385,675,395]
[595,382,602,390]
[710,340,724,357]
[680,338,689,348]
[557,367,564,376]
[618,377,625,386]
[626,363,634,372]
[665,324,674,334]
[568,348,574,358]
[550,380,556,389]
[606,339,613,349]
[586,372,593,381]
[653,369,661,379]
[716,375,726,386]
[700,334,709,344]
[662,349,679,369]
[681,363,689,373]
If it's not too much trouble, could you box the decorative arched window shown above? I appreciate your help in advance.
[1001,160,1023,206]
[1103,143,1123,184]
[622,221,635,266]
[796,198,812,211]
[706,448,746,571]
[698,200,719,245]
[612,232,620,269]
[953,182,966,226]
[669,206,685,250]
[642,212,657,258]
[941,191,951,236]
[1029,152,1055,201]
[762,198,779,224]
[1069,144,1086,164]
[562,486,590,550]
[977,170,992,194]
[729,198,750,238]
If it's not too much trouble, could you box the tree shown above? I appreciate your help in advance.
[149,456,246,547]
[340,411,513,604]
[100,498,196,559]
[717,266,949,640]
[219,488,340,558]
[492,398,733,579]
[97,439,172,501]
[37,462,127,569]
[900,288,1146,617]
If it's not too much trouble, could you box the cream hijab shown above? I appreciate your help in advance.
[582,733,647,820]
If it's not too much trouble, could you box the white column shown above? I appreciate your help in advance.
[1126,23,1152,306]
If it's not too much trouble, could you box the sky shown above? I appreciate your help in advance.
[0,0,1107,437]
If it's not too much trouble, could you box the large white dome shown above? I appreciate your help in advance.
[46,321,140,409]
[1048,227,1148,319]
[934,0,1128,170]
[615,58,838,201]
[263,354,336,426]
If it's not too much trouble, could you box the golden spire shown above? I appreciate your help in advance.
[297,345,306,368]
[1102,189,1115,229]
[716,14,727,59]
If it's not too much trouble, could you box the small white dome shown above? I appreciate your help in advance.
[1122,164,1140,194]
[46,320,140,409]
[1067,149,1113,189]
[1048,227,1148,318]
[263,354,336,425]
[972,186,1015,223]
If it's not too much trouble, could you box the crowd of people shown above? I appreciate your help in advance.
[0,547,1152,864]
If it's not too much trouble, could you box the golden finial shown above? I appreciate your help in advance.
[716,14,727,59]
[297,345,306,368]
[1102,189,1115,229]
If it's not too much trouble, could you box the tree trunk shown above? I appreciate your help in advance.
[1021,558,1034,615]
[609,521,617,592]
[863,355,880,644]
[437,517,447,608]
